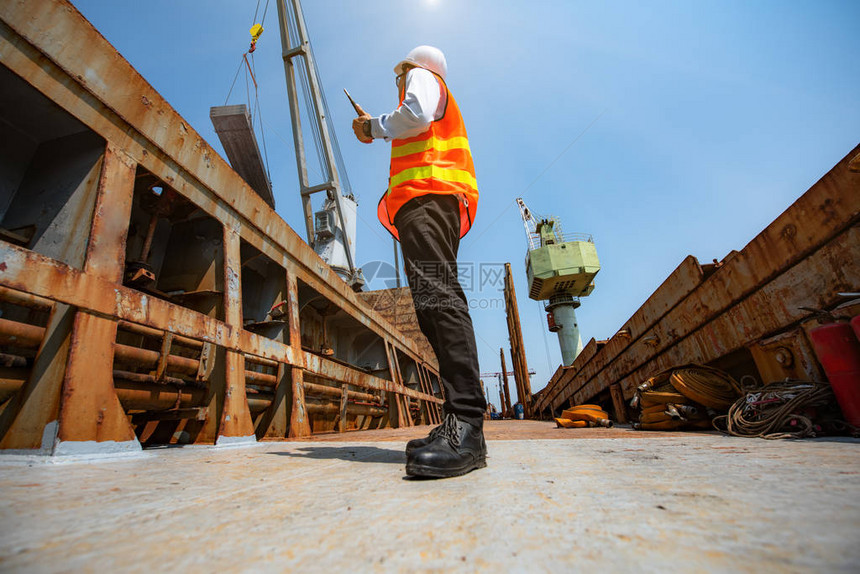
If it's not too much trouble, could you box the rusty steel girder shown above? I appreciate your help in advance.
[504,263,532,416]
[533,145,860,418]
[0,0,442,454]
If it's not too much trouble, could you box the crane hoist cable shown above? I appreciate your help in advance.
[222,1,273,181]
[250,0,270,40]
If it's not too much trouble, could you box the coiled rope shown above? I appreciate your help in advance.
[713,380,851,439]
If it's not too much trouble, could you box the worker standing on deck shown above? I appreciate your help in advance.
[351,46,486,478]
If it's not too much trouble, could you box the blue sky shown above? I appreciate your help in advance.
[71,0,860,409]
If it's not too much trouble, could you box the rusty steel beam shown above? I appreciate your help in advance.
[244,369,277,387]
[534,365,567,416]
[572,225,860,405]
[219,226,255,440]
[0,2,438,373]
[499,348,512,417]
[533,258,705,414]
[0,0,444,450]
[58,311,137,445]
[284,269,311,438]
[247,371,380,404]
[504,263,532,416]
[546,145,860,412]
[534,338,605,415]
[0,242,441,403]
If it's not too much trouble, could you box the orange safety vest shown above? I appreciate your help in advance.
[377,71,479,241]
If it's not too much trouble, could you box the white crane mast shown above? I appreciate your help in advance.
[516,197,540,251]
[276,0,364,289]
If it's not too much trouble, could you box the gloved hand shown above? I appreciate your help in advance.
[352,113,373,144]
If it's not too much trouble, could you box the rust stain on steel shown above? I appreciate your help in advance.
[538,146,860,414]
[288,366,311,438]
[286,270,311,438]
[219,350,255,438]
[57,311,136,444]
[583,227,860,406]
[0,242,296,364]
[83,144,136,283]
[749,328,824,383]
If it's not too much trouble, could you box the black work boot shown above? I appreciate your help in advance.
[405,420,446,457]
[405,413,487,478]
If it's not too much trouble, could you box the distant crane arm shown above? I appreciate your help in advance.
[516,197,540,251]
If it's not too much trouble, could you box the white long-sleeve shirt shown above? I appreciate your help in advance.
[369,67,446,141]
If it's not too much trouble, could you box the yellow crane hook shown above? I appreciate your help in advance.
[249,23,264,53]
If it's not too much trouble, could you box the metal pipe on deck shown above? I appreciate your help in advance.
[0,318,44,348]
[0,285,54,311]
[0,352,29,368]
[0,367,27,402]
[113,369,201,389]
[113,343,200,375]
[303,381,378,403]
[112,379,274,413]
[305,397,386,417]
[118,320,203,350]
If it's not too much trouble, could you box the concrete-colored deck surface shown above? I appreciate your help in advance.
[1,421,858,572]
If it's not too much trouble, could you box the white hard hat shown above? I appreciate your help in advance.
[394,45,447,80]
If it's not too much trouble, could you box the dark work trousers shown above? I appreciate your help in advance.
[394,194,486,428]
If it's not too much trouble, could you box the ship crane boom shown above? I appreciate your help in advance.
[517,197,600,366]
[516,197,540,251]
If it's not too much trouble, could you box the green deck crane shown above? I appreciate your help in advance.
[516,198,600,365]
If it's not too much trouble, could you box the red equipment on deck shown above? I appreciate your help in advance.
[809,321,860,427]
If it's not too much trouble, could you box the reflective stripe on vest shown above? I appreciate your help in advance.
[377,70,478,241]
[390,135,471,158]
[389,165,477,191]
